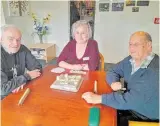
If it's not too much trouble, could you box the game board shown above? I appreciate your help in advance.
[50,74,83,92]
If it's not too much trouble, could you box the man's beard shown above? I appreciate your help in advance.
[2,44,20,54]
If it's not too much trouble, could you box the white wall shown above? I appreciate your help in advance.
[2,1,159,63]
[2,1,70,56]
[1,2,5,26]
[94,1,159,63]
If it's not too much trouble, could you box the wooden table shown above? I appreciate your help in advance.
[1,65,117,126]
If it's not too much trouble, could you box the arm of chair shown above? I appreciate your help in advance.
[129,121,159,126]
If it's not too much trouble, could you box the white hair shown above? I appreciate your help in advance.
[1,24,21,37]
[71,20,92,39]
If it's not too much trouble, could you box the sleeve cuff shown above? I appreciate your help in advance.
[102,94,108,105]
[24,73,31,81]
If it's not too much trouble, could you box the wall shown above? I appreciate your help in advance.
[2,1,159,63]
[2,1,70,56]
[94,1,159,63]
[1,2,5,26]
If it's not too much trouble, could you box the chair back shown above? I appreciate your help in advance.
[129,121,159,126]
[99,52,104,71]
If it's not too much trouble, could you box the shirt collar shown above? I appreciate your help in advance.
[129,52,155,68]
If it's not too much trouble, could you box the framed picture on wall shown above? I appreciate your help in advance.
[8,1,30,16]
[132,7,139,12]
[112,2,124,11]
[137,0,149,6]
[126,0,136,6]
[99,3,110,12]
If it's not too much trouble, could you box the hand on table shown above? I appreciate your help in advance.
[27,69,41,79]
[82,92,102,104]
[12,83,25,93]
[81,64,89,70]
[72,64,83,70]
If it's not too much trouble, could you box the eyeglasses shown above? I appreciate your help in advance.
[129,43,145,48]
[7,37,21,43]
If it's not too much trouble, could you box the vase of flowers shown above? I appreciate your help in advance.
[31,13,51,43]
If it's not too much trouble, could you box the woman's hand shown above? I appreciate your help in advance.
[72,64,83,70]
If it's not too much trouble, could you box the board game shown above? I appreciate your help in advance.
[50,74,83,92]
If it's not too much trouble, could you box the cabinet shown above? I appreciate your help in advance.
[28,43,56,63]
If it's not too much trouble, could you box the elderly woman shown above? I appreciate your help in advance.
[57,20,100,71]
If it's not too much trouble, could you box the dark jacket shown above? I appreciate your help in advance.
[1,45,42,99]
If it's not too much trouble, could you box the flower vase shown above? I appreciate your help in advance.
[38,34,43,44]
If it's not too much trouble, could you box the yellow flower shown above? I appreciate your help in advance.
[47,14,51,21]
[31,13,51,24]
[48,14,51,17]
[44,18,49,23]
[31,13,35,17]
[43,18,47,23]
[31,13,37,20]
[46,17,49,21]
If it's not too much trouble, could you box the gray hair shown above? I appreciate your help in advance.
[144,32,152,42]
[131,31,152,43]
[1,24,21,37]
[71,20,92,39]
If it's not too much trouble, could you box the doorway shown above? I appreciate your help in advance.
[70,1,95,40]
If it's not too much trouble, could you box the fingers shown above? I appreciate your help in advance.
[121,88,126,91]
[34,71,41,78]
[12,87,20,93]
[82,92,87,99]
[73,64,84,70]
[27,70,41,79]
[34,69,40,72]
[16,87,21,93]
[111,82,122,91]
[12,83,25,93]
[82,92,93,102]
[12,89,16,93]
[21,85,24,90]
[33,71,41,78]
[37,71,41,76]
[82,93,93,104]
[27,69,40,73]
[81,64,86,68]
[33,69,41,77]
[82,92,89,98]
[82,92,102,104]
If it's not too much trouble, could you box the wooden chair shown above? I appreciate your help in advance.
[129,121,159,126]
[99,52,104,71]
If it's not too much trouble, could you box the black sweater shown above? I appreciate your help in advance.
[1,45,42,99]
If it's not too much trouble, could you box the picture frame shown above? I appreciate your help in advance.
[126,0,136,6]
[137,0,149,6]
[8,1,30,16]
[132,7,139,12]
[99,3,110,12]
[112,2,124,11]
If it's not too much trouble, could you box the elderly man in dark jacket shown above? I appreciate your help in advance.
[1,25,42,99]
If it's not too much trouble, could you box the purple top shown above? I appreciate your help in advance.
[57,39,100,70]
